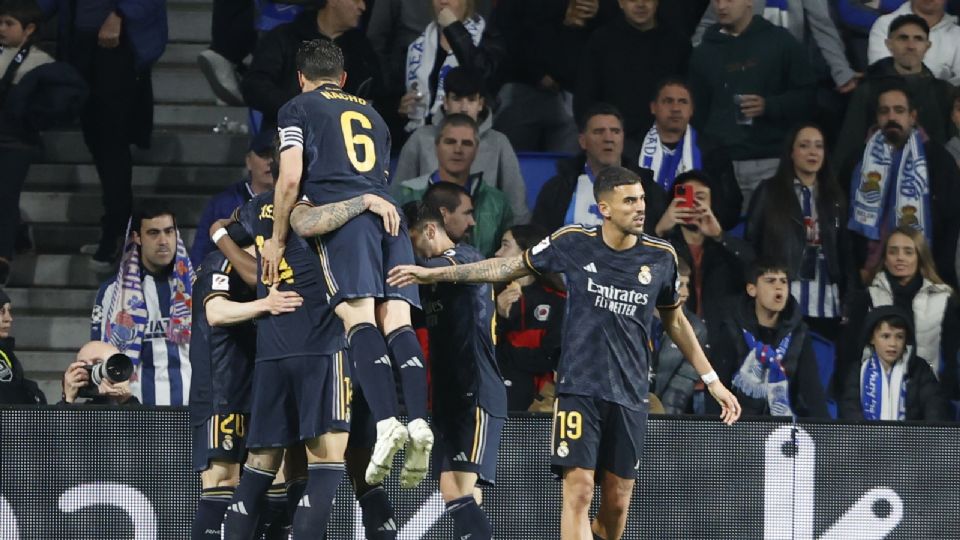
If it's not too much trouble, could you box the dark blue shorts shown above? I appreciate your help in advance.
[346,382,376,450]
[550,394,648,480]
[192,413,248,472]
[247,352,351,449]
[433,406,503,486]
[313,211,420,309]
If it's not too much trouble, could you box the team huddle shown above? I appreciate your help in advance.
[189,39,741,540]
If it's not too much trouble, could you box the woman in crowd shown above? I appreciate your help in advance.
[745,123,854,341]
[0,288,46,404]
[398,0,504,131]
[837,226,959,400]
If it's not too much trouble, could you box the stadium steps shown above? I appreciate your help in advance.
[11,0,231,393]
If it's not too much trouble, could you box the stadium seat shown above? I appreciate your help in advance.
[809,331,837,419]
[517,152,569,212]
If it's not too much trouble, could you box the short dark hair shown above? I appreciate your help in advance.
[873,313,910,333]
[577,102,624,133]
[132,201,177,233]
[673,169,712,188]
[423,181,470,214]
[592,166,641,202]
[651,78,691,103]
[888,14,929,37]
[296,39,344,82]
[443,66,483,98]
[876,81,915,111]
[506,224,550,251]
[746,256,790,285]
[434,113,478,145]
[403,200,445,231]
[0,0,43,29]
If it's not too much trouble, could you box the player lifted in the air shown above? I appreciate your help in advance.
[261,39,433,488]
[389,166,742,540]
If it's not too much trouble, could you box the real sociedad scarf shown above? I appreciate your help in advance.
[104,221,194,368]
[848,129,931,242]
[404,15,485,132]
[639,125,702,191]
[564,164,604,226]
[762,0,790,27]
[734,329,795,417]
[860,348,908,421]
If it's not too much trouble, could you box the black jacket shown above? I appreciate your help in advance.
[241,10,382,128]
[744,177,856,298]
[0,338,46,405]
[440,17,507,95]
[0,62,86,147]
[708,295,830,418]
[839,306,952,422]
[653,306,708,414]
[531,154,667,235]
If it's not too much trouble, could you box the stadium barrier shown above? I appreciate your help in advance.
[1,406,957,539]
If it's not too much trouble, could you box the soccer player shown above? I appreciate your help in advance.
[404,201,507,540]
[264,38,432,487]
[389,166,742,540]
[188,246,303,539]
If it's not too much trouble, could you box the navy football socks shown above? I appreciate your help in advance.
[191,486,233,539]
[292,462,345,537]
[358,486,398,539]
[386,325,428,420]
[348,323,399,421]
[221,465,276,540]
[446,495,492,540]
[286,477,307,523]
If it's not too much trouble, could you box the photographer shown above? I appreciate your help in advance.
[61,341,137,405]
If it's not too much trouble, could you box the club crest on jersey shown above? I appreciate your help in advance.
[223,434,234,451]
[534,304,551,321]
[557,441,570,458]
[638,265,652,285]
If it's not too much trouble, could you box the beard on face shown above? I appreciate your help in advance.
[882,120,906,145]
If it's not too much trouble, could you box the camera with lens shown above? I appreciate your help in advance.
[77,353,134,399]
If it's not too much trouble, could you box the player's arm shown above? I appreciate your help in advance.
[210,218,258,288]
[290,193,400,238]
[205,286,304,327]
[660,305,741,425]
[263,146,302,284]
[387,255,531,286]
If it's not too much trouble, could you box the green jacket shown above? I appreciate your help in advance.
[689,16,816,160]
[393,172,512,257]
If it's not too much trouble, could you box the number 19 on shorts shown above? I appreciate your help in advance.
[555,410,582,440]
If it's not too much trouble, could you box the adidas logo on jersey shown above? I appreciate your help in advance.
[583,262,598,273]
[401,357,424,369]
[228,502,248,515]
[452,452,469,462]
[298,495,311,508]
[374,355,392,367]
[378,519,398,532]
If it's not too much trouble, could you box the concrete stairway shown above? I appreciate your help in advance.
[9,2,251,401]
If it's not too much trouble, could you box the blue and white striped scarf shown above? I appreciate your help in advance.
[639,125,702,192]
[734,329,795,417]
[861,349,908,421]
[762,0,790,27]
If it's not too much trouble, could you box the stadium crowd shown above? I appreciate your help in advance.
[2,0,960,537]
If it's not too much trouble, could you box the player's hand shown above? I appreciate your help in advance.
[437,7,458,27]
[363,194,400,236]
[63,360,92,403]
[260,238,285,285]
[694,201,723,240]
[209,218,234,242]
[654,198,699,236]
[496,282,522,318]
[98,11,122,48]
[99,378,134,403]
[387,265,436,287]
[707,381,741,425]
[738,94,765,119]
[263,285,303,315]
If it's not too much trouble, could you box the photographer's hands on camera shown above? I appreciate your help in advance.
[62,359,134,404]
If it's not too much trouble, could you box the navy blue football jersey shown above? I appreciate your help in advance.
[234,191,346,360]
[189,251,257,425]
[422,244,507,417]
[523,226,681,411]
[277,83,392,205]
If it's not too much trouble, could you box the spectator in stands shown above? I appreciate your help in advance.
[61,341,137,404]
[838,226,959,400]
[574,0,691,157]
[835,0,905,71]
[493,0,609,154]
[0,0,85,285]
[394,67,529,224]
[708,258,830,418]
[688,0,816,208]
[947,88,960,166]
[652,258,708,415]
[0,288,46,404]
[196,0,257,106]
[399,0,505,132]
[90,202,194,406]
[745,123,854,341]
[531,102,666,233]
[659,170,754,336]
[844,84,960,288]
[868,0,960,85]
[190,129,275,267]
[394,115,511,256]
[839,305,951,421]
[836,15,955,173]
[642,78,741,229]
[39,0,166,270]
[693,0,859,95]
[241,0,380,132]
[492,224,564,411]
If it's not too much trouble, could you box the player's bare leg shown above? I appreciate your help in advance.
[377,299,433,488]
[336,298,407,484]
[192,460,240,539]
[222,448,283,540]
[562,467,596,540]
[291,431,349,536]
[591,471,635,540]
